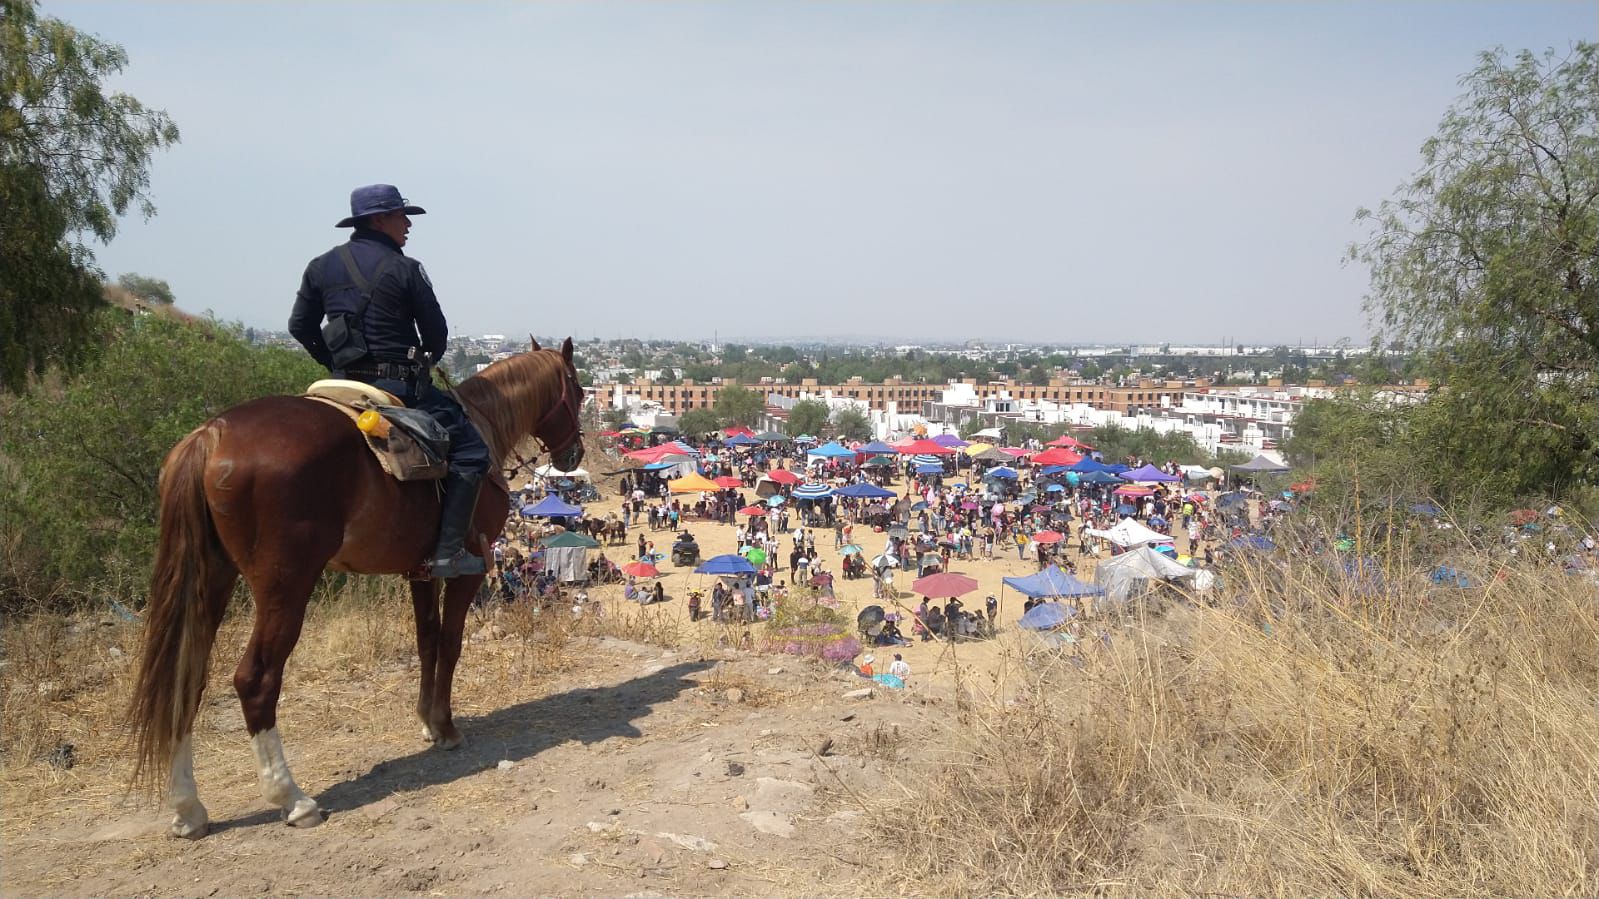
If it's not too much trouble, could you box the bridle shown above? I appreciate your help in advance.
[505,358,584,482]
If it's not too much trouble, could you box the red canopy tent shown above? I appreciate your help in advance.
[1031,448,1083,466]
[896,439,955,455]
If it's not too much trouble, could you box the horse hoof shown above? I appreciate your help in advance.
[434,732,464,751]
[285,799,324,828]
[170,811,209,840]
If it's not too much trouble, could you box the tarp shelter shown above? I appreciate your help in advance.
[667,472,721,494]
[835,483,896,499]
[534,463,589,480]
[695,554,756,575]
[1231,454,1290,473]
[1018,602,1075,631]
[542,530,598,582]
[522,493,583,517]
[1179,465,1216,481]
[1120,464,1181,482]
[1095,545,1197,603]
[1003,565,1104,598]
[1229,534,1276,552]
[1086,518,1174,547]
[971,426,1005,439]
[807,442,856,459]
[755,430,790,442]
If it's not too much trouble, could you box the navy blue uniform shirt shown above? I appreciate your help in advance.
[288,229,448,369]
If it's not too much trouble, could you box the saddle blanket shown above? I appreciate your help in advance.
[303,381,448,482]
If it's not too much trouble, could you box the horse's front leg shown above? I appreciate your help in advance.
[409,579,443,743]
[422,575,481,750]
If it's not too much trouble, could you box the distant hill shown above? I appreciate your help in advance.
[101,284,198,322]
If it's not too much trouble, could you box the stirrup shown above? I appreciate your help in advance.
[429,550,485,579]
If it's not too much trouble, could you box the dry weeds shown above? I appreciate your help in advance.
[878,548,1599,897]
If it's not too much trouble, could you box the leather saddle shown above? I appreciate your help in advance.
[304,379,451,481]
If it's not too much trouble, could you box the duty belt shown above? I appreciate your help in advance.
[345,360,424,381]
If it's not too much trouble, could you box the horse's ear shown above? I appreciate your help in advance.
[561,337,574,362]
[530,335,541,351]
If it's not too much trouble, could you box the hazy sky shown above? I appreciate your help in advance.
[47,2,1595,345]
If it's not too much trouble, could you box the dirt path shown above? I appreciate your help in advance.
[2,636,931,897]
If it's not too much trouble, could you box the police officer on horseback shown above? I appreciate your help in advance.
[288,184,490,579]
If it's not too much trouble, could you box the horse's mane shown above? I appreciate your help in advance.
[453,349,565,464]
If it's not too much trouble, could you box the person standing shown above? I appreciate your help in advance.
[289,185,492,577]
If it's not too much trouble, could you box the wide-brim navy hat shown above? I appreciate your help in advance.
[335,184,427,227]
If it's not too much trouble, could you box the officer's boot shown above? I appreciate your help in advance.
[428,471,487,579]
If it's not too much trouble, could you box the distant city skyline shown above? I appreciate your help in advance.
[50,1,1596,344]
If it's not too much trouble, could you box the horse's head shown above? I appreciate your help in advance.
[530,336,585,472]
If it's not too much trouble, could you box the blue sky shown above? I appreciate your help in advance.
[45,2,1596,345]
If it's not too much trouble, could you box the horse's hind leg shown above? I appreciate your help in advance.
[168,563,237,839]
[234,570,323,827]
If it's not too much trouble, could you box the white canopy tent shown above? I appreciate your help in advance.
[534,463,590,480]
[1086,518,1175,548]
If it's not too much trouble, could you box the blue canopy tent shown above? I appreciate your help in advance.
[859,440,897,455]
[1003,565,1104,598]
[695,554,756,575]
[808,441,856,459]
[1229,534,1276,552]
[835,482,896,499]
[1069,457,1119,474]
[914,463,944,476]
[791,483,835,501]
[521,493,583,518]
[723,434,760,447]
[1078,470,1123,485]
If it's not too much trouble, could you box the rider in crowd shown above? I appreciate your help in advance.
[288,184,490,578]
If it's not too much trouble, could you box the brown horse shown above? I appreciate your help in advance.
[129,338,583,839]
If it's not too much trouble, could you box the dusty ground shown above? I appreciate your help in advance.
[1,632,935,897]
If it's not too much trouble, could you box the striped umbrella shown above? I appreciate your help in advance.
[911,454,945,467]
[791,483,834,500]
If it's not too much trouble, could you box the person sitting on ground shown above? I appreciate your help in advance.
[888,653,911,679]
[652,581,665,605]
[858,654,875,678]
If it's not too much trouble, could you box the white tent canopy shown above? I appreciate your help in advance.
[1095,545,1197,603]
[534,463,590,480]
[1086,518,1175,548]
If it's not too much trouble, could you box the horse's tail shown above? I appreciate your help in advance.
[129,421,232,792]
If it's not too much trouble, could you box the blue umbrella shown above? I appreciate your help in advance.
[1115,503,1136,516]
[914,463,944,475]
[835,482,896,499]
[695,554,756,575]
[984,466,1019,479]
[765,494,787,507]
[1019,602,1074,631]
[1044,483,1066,492]
[792,483,835,500]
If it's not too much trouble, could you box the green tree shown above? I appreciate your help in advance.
[676,407,722,439]
[786,398,831,437]
[115,272,173,304]
[714,384,764,427]
[832,406,872,442]
[0,312,323,604]
[0,0,180,392]
[1351,43,1599,499]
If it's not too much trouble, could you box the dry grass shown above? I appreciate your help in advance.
[878,548,1599,897]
